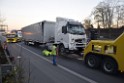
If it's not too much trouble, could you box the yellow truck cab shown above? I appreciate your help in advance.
[6,33,20,43]
[83,32,124,74]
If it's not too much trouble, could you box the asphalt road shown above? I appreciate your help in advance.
[4,41,123,83]
[0,34,123,83]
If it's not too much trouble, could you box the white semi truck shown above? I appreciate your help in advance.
[22,17,87,55]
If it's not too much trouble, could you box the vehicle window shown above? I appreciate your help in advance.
[68,25,85,35]
[104,45,116,54]
[92,45,102,52]
[6,34,16,38]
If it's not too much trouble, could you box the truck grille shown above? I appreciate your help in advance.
[75,39,82,43]
[8,39,14,42]
[76,43,86,48]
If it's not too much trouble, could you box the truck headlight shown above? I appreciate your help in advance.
[82,38,86,43]
[70,39,75,44]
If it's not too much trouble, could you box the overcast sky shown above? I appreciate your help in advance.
[0,0,103,30]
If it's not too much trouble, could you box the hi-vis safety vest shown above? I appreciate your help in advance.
[51,45,56,55]
[42,50,51,56]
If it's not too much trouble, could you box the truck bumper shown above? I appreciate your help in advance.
[7,39,17,43]
[69,43,86,50]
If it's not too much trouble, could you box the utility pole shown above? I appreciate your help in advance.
[0,14,8,32]
[97,21,100,38]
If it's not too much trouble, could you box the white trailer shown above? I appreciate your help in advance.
[22,21,55,46]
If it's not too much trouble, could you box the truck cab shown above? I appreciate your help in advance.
[16,30,22,42]
[55,17,87,55]
[6,33,19,43]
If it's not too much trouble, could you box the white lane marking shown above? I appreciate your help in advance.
[16,44,97,83]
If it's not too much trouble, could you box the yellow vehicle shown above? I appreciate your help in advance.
[6,33,20,43]
[83,32,124,74]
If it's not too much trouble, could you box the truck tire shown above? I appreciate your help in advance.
[85,54,100,68]
[27,41,30,46]
[24,41,26,45]
[102,58,118,74]
[24,41,27,45]
[34,42,39,47]
[59,44,65,56]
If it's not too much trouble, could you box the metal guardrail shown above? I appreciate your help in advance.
[4,51,11,64]
[0,43,14,83]
[0,65,2,83]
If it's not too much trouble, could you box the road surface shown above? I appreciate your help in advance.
[6,42,124,83]
[0,33,123,83]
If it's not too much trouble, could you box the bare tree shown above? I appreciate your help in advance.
[92,0,124,29]
[119,6,124,26]
[93,1,114,28]
[83,18,91,29]
[106,5,113,28]
[114,3,124,28]
[115,6,121,28]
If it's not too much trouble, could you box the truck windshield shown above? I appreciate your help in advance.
[68,25,85,35]
[6,34,16,38]
[18,33,22,37]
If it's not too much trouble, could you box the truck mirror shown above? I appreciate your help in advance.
[62,26,67,34]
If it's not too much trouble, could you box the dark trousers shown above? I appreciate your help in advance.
[52,55,56,65]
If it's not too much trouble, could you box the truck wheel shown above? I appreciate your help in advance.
[85,54,100,68]
[59,44,65,56]
[24,41,26,45]
[102,58,118,74]
[34,42,39,47]
[24,41,27,45]
[27,41,30,46]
